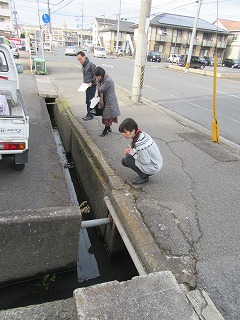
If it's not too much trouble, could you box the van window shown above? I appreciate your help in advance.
[0,51,8,72]
[94,47,104,51]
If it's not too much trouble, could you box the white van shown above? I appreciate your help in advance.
[94,46,106,58]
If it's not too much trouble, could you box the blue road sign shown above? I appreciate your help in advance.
[42,14,50,24]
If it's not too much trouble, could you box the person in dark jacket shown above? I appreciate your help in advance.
[94,67,120,137]
[77,51,96,121]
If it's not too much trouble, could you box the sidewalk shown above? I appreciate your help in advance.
[28,53,240,319]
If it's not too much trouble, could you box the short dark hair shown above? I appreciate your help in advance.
[119,118,138,133]
[76,51,85,57]
[94,66,105,77]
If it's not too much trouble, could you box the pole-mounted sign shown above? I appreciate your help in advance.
[42,14,50,24]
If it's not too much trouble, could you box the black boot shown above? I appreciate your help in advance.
[100,127,109,137]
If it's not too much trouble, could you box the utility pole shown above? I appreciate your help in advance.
[115,0,121,53]
[47,0,52,52]
[212,0,219,143]
[36,0,44,58]
[11,0,19,37]
[81,1,83,47]
[185,0,202,72]
[131,0,152,103]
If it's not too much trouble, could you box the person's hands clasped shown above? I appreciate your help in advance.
[124,146,132,155]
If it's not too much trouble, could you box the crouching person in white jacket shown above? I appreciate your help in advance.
[119,118,163,185]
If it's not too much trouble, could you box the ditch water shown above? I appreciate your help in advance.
[0,102,138,311]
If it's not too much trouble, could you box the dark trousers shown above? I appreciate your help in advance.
[86,85,96,116]
[122,154,147,178]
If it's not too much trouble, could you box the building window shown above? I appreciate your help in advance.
[203,33,212,40]
[154,43,164,53]
[157,27,167,35]
[232,34,238,41]
[173,29,182,37]
[170,45,180,54]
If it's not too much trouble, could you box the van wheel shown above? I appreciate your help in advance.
[14,163,25,170]
[200,65,205,69]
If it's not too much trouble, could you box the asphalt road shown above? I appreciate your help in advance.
[0,70,73,211]
[53,49,240,146]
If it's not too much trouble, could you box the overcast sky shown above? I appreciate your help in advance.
[14,0,240,30]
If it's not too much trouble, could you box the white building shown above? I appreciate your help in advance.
[0,0,13,36]
[213,18,240,59]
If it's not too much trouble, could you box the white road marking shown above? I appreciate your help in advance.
[143,84,240,124]
[101,64,113,68]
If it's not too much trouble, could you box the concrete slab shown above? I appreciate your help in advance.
[0,298,76,320]
[35,74,58,98]
[74,271,200,320]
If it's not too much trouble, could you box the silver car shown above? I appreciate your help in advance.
[65,45,78,56]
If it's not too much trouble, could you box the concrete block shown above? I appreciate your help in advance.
[0,298,76,320]
[74,271,200,320]
[0,206,81,284]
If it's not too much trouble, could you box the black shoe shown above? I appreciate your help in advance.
[132,176,149,185]
[83,115,93,121]
[100,127,112,137]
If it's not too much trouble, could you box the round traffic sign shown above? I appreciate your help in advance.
[42,14,50,24]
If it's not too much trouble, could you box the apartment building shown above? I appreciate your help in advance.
[18,23,91,48]
[139,13,229,61]
[92,17,135,54]
[0,0,13,36]
[213,18,240,60]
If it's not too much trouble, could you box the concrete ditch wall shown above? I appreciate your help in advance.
[53,99,192,280]
[0,206,81,284]
[53,101,126,254]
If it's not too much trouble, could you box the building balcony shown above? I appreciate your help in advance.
[0,8,11,17]
[0,21,13,32]
[172,36,187,44]
[155,34,171,42]
[186,38,202,46]
[217,41,227,48]
[202,39,213,47]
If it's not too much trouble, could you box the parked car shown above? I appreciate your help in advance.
[0,36,10,47]
[65,45,78,56]
[147,51,161,62]
[9,42,20,59]
[43,43,51,51]
[167,54,180,63]
[94,46,106,58]
[199,57,208,66]
[178,55,205,69]
[203,56,214,66]
[222,58,240,68]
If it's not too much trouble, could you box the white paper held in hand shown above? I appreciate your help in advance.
[90,96,100,109]
[77,83,89,92]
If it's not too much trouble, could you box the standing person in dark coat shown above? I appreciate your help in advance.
[93,67,120,137]
[77,51,96,121]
